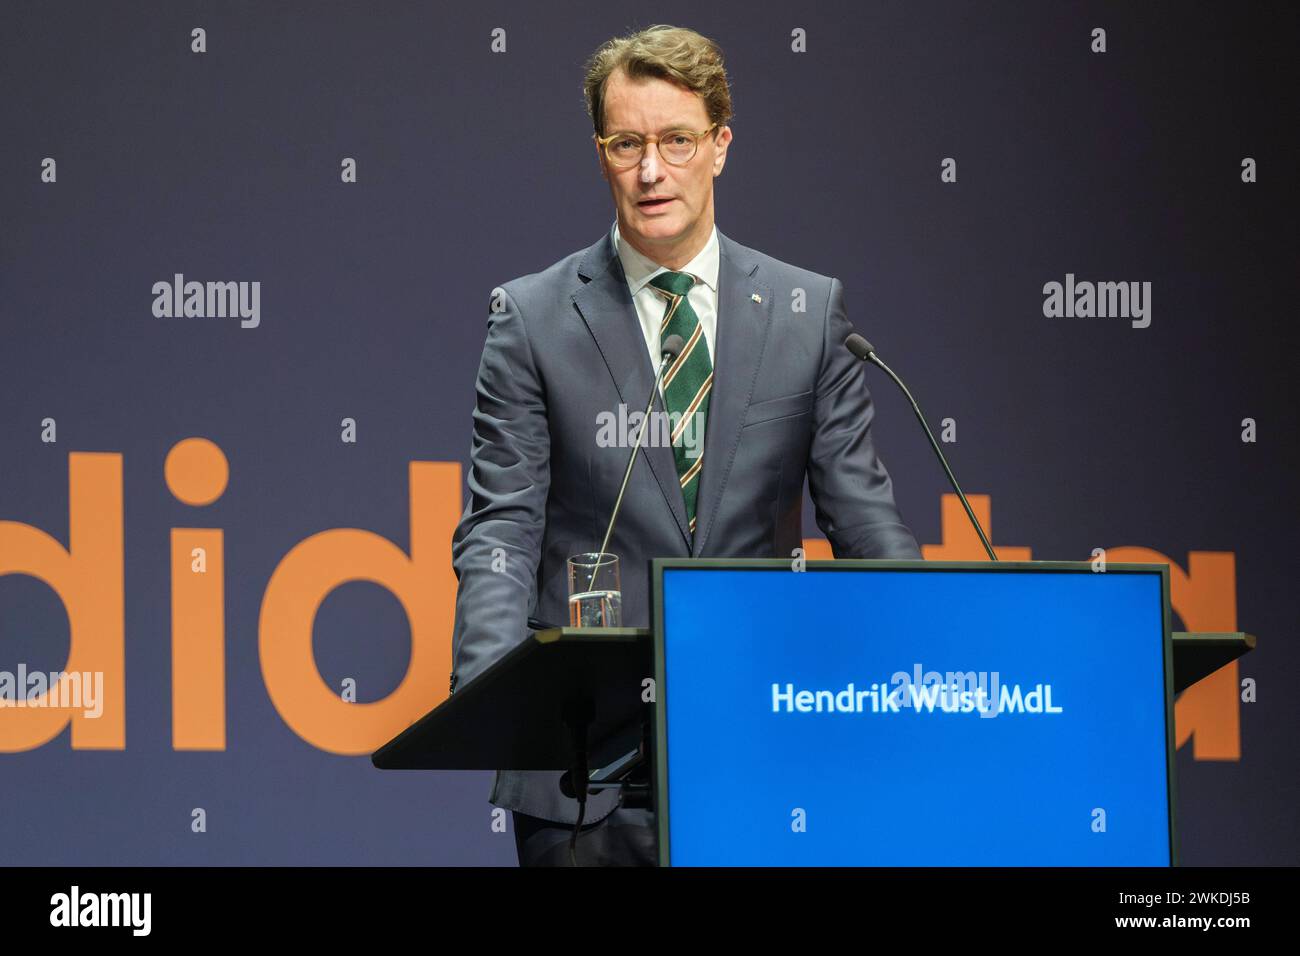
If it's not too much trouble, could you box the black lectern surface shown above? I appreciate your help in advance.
[371,627,651,772]
[1171,631,1255,693]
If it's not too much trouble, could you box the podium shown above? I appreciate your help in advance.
[373,559,1255,866]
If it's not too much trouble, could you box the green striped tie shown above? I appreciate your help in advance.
[649,270,712,537]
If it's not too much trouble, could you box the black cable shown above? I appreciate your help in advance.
[568,795,586,866]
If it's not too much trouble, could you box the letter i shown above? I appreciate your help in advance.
[165,438,229,749]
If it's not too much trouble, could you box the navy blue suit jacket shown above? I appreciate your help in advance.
[450,227,920,823]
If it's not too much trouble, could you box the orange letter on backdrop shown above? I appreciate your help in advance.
[1105,547,1240,760]
[258,461,460,755]
[0,452,125,751]
[166,436,233,751]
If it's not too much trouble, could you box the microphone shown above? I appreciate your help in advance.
[845,332,998,561]
[597,334,685,558]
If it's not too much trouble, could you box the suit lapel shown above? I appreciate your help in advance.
[572,230,692,547]
[692,231,773,555]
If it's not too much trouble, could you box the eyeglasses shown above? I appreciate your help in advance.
[594,123,718,167]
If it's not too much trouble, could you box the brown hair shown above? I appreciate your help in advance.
[583,24,733,137]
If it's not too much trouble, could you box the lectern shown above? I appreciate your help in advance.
[372,559,1255,866]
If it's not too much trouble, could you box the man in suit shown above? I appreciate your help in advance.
[449,24,921,866]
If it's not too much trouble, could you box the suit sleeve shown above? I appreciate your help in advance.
[449,287,551,693]
[806,277,922,559]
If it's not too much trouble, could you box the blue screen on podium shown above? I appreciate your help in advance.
[657,565,1173,866]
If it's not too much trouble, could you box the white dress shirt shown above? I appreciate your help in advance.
[612,220,719,374]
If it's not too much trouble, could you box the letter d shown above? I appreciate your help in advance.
[258,461,460,754]
[0,453,125,751]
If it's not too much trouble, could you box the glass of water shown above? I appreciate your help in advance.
[567,552,622,627]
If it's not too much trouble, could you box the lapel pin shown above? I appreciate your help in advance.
[751,292,763,304]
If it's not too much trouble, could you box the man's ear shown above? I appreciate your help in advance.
[595,139,609,181]
[712,126,733,176]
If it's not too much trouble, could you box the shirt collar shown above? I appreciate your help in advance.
[611,219,720,295]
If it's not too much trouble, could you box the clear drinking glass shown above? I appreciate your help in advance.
[567,552,622,627]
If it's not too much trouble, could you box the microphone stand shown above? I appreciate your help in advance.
[848,334,998,562]
[598,345,678,558]
[567,337,681,865]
